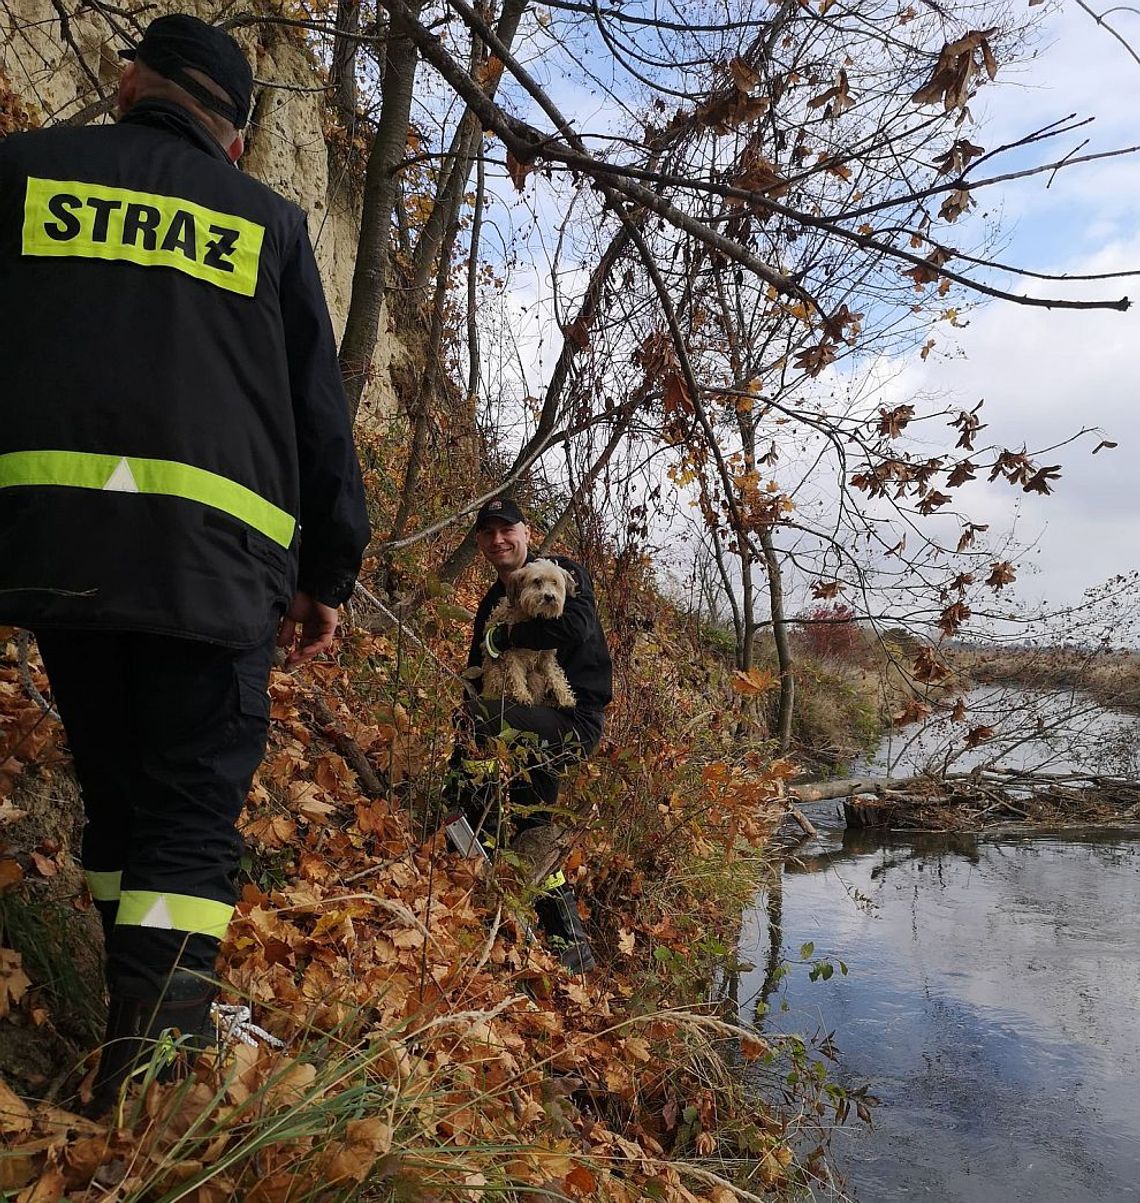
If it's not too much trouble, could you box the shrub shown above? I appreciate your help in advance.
[796,604,862,663]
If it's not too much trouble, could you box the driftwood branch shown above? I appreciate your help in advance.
[790,776,895,803]
[791,770,1140,832]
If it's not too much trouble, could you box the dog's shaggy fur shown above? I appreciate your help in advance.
[480,559,578,709]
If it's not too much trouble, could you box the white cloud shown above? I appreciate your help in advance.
[890,230,1140,606]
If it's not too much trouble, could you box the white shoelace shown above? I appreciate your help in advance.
[211,1002,286,1049]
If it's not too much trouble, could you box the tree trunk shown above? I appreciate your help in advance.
[387,211,463,542]
[708,523,743,656]
[328,0,362,128]
[465,146,485,405]
[760,524,795,751]
[338,1,425,421]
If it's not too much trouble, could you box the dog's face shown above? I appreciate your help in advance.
[506,559,578,619]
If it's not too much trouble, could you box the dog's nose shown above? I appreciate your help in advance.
[543,593,555,603]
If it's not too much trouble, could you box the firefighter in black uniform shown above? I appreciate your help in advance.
[456,498,612,973]
[0,15,370,1109]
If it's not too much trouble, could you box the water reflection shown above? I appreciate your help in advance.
[736,827,1140,1202]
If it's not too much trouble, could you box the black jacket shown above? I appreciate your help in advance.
[467,553,613,713]
[0,102,369,646]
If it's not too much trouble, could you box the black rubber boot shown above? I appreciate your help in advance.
[87,970,217,1118]
[534,882,596,975]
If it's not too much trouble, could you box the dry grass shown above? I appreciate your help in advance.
[954,645,1140,715]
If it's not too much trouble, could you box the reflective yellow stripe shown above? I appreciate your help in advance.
[22,177,264,296]
[461,758,499,777]
[116,890,233,939]
[0,450,295,548]
[541,871,566,892]
[85,869,122,902]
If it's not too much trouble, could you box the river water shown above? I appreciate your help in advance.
[735,692,1140,1202]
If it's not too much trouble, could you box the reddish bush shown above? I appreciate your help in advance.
[797,603,861,661]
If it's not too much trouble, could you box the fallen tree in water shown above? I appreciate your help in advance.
[790,770,1140,831]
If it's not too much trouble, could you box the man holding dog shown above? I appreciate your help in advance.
[0,15,369,1109]
[457,497,612,973]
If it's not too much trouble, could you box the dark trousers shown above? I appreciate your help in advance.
[35,629,274,991]
[456,697,602,839]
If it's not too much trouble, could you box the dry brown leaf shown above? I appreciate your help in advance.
[241,813,297,849]
[0,947,30,1017]
[985,561,1016,591]
[0,1078,32,1135]
[262,1059,318,1110]
[740,1034,768,1061]
[0,1150,38,1193]
[0,858,24,893]
[15,1164,66,1202]
[564,1162,598,1196]
[506,149,534,192]
[29,851,56,878]
[728,57,760,93]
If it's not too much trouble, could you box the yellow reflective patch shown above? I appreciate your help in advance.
[85,869,122,902]
[0,450,295,548]
[541,870,567,892]
[22,176,264,297]
[116,890,233,939]
[461,758,500,777]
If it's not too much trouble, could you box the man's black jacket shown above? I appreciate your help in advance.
[0,102,369,646]
[467,554,613,713]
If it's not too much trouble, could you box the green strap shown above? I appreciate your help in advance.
[116,889,233,939]
[85,869,122,902]
[0,449,295,548]
[541,870,567,892]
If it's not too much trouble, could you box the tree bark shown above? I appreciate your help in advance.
[338,1,425,421]
[387,208,463,542]
[328,0,362,129]
[760,524,795,751]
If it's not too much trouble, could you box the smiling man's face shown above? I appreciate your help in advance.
[475,518,530,580]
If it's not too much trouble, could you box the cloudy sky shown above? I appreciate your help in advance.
[893,3,1140,612]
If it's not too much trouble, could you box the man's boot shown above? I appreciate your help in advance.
[87,970,217,1118]
[534,881,596,975]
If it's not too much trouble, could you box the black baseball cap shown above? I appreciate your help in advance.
[474,497,526,530]
[121,14,252,128]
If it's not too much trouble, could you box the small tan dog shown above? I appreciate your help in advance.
[481,559,578,708]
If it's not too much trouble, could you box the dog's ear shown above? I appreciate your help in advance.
[506,568,525,603]
[560,566,578,597]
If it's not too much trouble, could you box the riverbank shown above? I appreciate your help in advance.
[0,590,846,1200]
[953,644,1140,715]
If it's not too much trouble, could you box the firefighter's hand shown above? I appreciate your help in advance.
[278,591,339,667]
